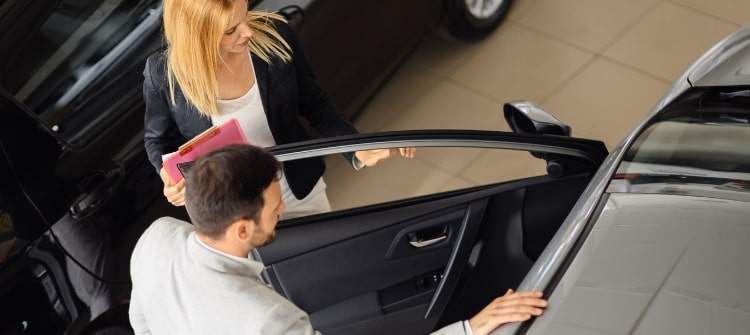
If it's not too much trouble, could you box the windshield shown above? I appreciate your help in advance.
[610,88,750,198]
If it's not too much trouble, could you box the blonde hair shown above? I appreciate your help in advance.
[162,0,292,117]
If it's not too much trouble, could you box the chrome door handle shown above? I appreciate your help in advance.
[409,234,448,248]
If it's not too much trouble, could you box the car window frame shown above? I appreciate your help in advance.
[269,130,608,164]
[267,129,607,224]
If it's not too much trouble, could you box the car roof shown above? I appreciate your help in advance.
[525,192,750,334]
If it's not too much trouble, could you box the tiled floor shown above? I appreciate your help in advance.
[322,0,745,211]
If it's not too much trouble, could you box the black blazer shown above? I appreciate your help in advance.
[143,22,358,200]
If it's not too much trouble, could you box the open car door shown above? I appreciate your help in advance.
[255,129,607,335]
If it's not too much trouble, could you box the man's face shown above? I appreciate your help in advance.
[249,180,284,248]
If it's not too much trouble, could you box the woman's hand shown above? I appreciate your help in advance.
[354,148,416,167]
[160,167,186,207]
[468,289,547,335]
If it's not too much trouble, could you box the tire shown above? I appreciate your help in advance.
[443,0,513,41]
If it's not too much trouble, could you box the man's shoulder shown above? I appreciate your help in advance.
[146,216,193,238]
[133,217,193,258]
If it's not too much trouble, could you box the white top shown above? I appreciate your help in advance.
[209,54,331,217]
[212,60,276,148]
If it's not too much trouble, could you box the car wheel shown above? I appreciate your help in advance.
[443,0,513,41]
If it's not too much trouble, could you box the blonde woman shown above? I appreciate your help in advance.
[143,0,414,218]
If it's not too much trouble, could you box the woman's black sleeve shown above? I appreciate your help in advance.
[143,55,183,173]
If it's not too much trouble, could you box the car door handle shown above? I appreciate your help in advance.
[409,234,448,248]
[408,224,449,248]
[69,166,125,220]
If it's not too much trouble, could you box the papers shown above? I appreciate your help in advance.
[161,118,248,183]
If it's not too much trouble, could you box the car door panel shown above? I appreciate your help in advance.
[257,130,606,333]
[257,171,594,334]
[322,304,435,335]
[257,187,499,265]
[424,200,487,320]
[436,174,591,328]
[262,198,483,334]
[266,208,457,313]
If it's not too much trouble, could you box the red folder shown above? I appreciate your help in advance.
[161,118,248,183]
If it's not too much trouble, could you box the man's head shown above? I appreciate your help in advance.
[185,144,284,252]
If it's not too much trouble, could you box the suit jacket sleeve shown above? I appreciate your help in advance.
[260,302,321,335]
[278,22,359,164]
[128,289,152,335]
[128,229,151,335]
[142,55,184,173]
[431,321,471,335]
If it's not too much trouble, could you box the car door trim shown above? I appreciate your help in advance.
[425,199,488,319]
[269,130,608,165]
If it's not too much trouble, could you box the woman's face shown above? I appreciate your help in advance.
[219,0,252,55]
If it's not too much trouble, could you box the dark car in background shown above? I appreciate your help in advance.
[259,0,513,119]
[0,0,513,334]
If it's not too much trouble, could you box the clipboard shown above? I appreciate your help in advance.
[161,118,248,183]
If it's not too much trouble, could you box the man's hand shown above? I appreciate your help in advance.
[354,148,416,167]
[160,167,186,207]
[468,289,547,335]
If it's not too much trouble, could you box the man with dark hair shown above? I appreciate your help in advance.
[182,144,284,245]
[129,144,546,335]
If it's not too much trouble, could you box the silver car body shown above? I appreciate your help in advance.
[496,26,750,334]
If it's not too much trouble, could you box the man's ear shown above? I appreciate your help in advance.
[232,218,256,242]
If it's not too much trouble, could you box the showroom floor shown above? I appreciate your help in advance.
[322,0,747,211]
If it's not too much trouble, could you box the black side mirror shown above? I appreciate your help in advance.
[503,101,578,178]
[503,101,571,136]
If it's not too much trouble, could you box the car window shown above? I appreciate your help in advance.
[0,0,161,145]
[279,146,547,221]
[611,88,750,196]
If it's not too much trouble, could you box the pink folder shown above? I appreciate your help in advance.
[161,118,248,183]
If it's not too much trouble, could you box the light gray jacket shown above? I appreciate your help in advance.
[129,217,471,335]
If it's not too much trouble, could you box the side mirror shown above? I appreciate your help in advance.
[503,101,576,178]
[503,101,571,136]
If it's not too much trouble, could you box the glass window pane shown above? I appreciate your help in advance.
[279,146,547,221]
[611,88,750,197]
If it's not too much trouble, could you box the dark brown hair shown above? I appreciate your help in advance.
[184,144,281,238]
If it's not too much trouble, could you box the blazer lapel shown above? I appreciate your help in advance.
[251,54,275,132]
[174,86,211,137]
